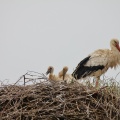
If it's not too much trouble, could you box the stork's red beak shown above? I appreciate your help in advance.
[116,44,120,52]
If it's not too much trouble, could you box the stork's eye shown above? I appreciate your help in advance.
[49,67,52,70]
[114,41,117,45]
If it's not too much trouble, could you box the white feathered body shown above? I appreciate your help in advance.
[85,49,120,78]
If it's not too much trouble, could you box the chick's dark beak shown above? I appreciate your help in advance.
[46,70,50,75]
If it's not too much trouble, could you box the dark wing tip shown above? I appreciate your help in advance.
[72,56,90,79]
[72,56,105,79]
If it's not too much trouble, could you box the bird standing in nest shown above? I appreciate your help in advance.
[72,39,120,87]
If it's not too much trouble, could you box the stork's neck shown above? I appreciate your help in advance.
[111,45,120,54]
[49,74,54,80]
[50,70,54,74]
[111,45,120,64]
[59,70,63,77]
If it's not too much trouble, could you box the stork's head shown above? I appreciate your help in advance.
[46,66,54,75]
[110,39,120,52]
[63,66,68,73]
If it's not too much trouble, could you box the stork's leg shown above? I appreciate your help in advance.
[63,72,65,80]
[95,76,100,88]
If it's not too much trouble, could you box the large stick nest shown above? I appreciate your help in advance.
[0,72,120,120]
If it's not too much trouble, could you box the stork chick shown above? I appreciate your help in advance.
[59,66,76,83]
[72,39,120,87]
[46,66,59,81]
[59,66,68,80]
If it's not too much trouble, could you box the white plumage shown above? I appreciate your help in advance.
[72,39,120,87]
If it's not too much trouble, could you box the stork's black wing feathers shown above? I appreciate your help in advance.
[72,56,104,79]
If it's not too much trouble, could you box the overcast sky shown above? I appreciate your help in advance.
[0,0,120,84]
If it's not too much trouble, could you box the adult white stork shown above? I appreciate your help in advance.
[72,39,120,87]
